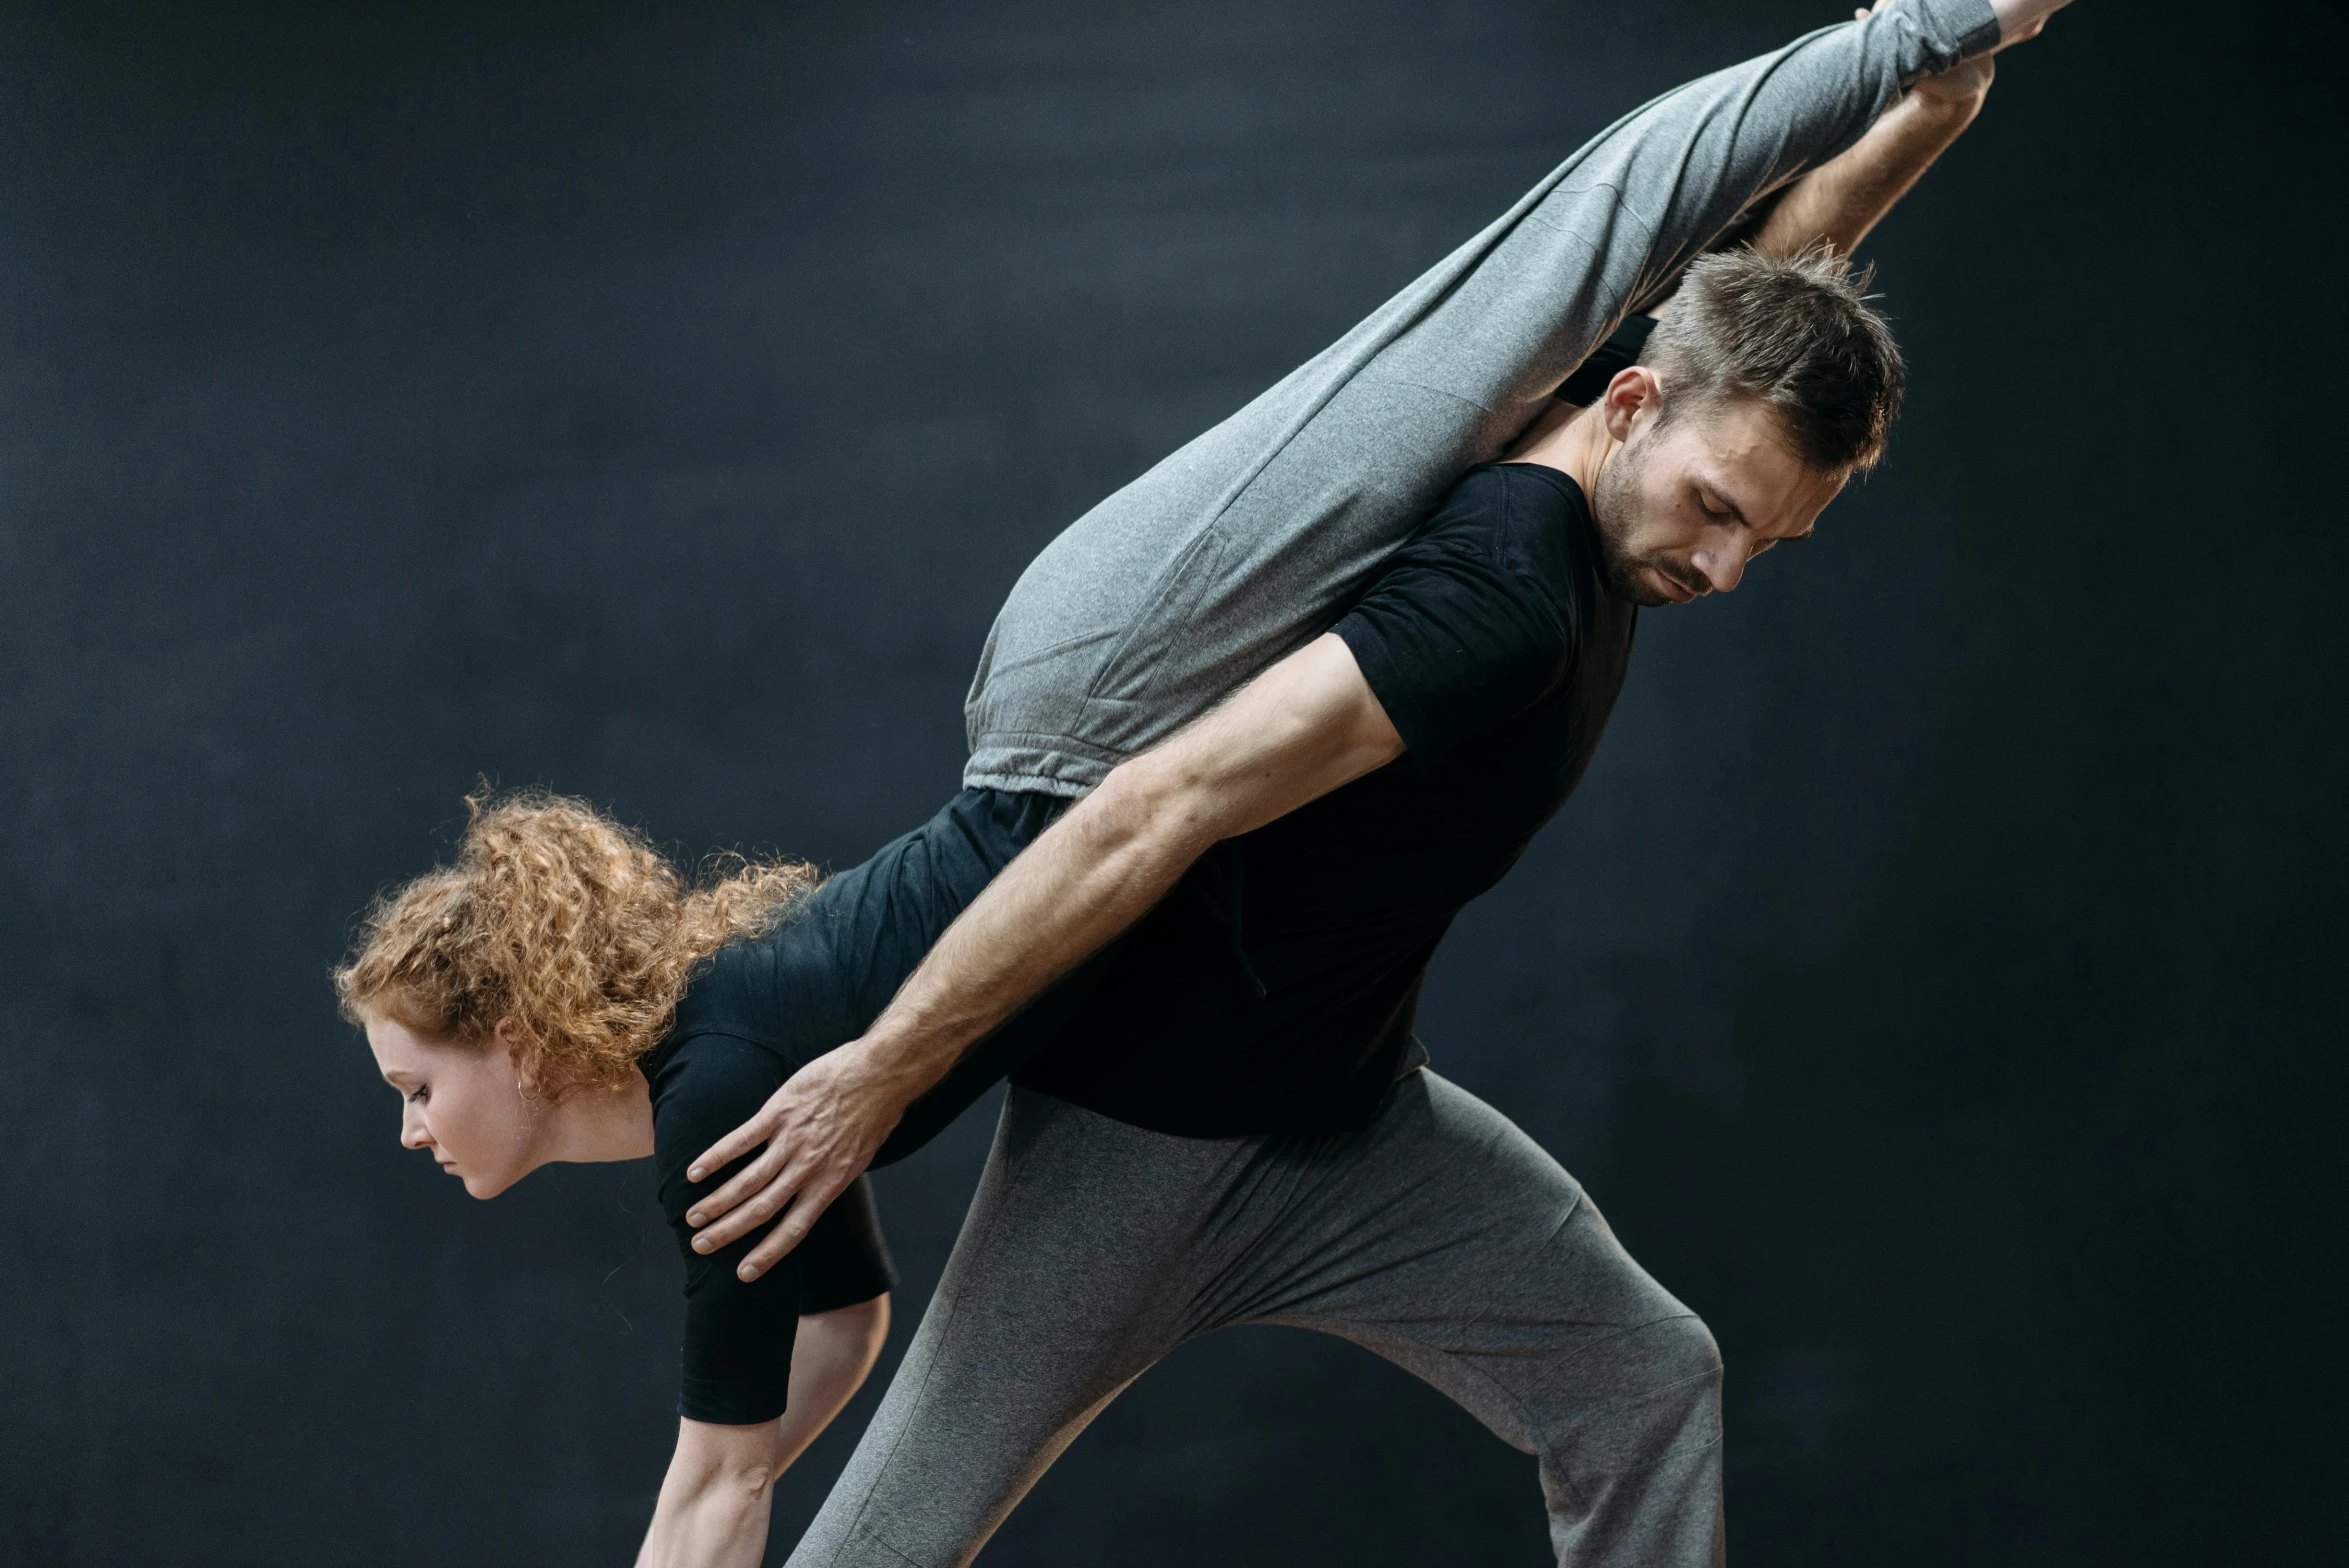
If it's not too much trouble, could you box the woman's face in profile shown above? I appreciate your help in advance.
[365,1015,541,1199]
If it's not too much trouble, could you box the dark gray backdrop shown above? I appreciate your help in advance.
[4,1,2343,1563]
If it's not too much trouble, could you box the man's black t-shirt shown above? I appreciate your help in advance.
[1015,461,1637,1135]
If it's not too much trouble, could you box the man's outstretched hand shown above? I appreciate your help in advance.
[683,1044,908,1281]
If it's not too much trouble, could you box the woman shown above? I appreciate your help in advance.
[335,785,1073,1564]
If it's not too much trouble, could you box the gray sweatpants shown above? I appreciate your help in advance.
[787,1074,1723,1567]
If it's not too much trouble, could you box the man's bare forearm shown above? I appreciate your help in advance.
[1990,0,2071,44]
[678,635,1401,1269]
[847,760,1216,1108]
[846,633,1402,1116]
[1747,0,2075,260]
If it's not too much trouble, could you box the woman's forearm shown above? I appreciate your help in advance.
[633,1300,889,1568]
[772,1296,891,1474]
[1752,84,1983,260]
[635,1420,785,1568]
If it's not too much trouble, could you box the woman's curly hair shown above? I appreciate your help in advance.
[333,789,816,1099]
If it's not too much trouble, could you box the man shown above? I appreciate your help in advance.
[679,1,2072,1561]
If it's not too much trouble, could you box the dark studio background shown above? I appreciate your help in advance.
[3,1,2344,1562]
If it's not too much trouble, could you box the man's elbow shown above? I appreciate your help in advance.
[1090,751,1231,862]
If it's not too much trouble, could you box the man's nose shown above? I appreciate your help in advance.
[1689,531,1748,593]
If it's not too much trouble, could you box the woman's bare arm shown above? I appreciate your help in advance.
[633,1296,890,1568]
[1749,49,1990,261]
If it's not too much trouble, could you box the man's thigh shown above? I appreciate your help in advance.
[792,1075,1718,1567]
[1242,1072,1721,1474]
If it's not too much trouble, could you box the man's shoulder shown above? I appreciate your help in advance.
[1427,460,1589,533]
[1443,461,1597,588]
[1480,459,1588,513]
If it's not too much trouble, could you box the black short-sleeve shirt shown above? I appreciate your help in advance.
[637,787,1087,1425]
[644,1005,897,1426]
[1015,460,1637,1135]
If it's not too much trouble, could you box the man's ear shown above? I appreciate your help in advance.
[1602,365,1662,444]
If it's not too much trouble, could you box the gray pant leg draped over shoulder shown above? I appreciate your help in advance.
[962,0,1999,800]
[786,1075,1723,1568]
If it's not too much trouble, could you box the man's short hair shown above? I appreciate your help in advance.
[1645,246,1905,476]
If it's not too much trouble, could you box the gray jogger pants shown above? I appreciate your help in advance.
[786,1072,1723,1566]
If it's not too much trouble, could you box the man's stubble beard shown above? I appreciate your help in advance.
[1589,429,1706,608]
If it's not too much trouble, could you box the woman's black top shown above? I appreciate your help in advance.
[639,788,1080,1424]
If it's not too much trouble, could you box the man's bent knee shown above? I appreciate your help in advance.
[1548,1310,1723,1480]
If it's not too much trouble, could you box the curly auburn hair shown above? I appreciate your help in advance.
[333,789,817,1099]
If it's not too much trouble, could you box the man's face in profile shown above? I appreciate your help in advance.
[1590,385,1844,607]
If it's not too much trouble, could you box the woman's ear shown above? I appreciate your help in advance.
[489,1017,535,1097]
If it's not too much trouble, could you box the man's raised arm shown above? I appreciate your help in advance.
[1744,9,2001,262]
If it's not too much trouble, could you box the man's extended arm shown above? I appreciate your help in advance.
[683,636,1402,1272]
